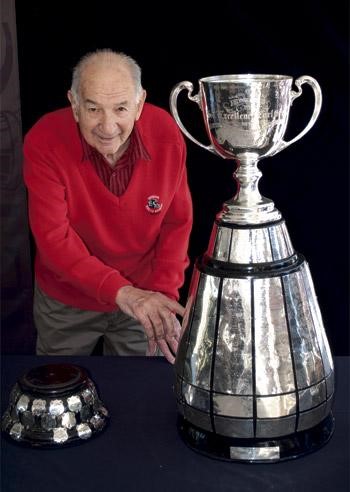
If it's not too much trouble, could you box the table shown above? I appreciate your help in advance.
[1,356,349,492]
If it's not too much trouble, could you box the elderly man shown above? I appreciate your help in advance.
[23,49,193,362]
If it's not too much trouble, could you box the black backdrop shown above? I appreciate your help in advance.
[14,0,349,355]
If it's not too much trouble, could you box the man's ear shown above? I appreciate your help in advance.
[135,90,147,121]
[67,90,79,122]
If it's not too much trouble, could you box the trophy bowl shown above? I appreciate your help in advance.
[1,363,109,448]
[170,74,322,224]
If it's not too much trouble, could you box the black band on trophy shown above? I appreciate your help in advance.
[199,252,303,277]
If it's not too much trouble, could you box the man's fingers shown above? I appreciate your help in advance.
[150,314,166,339]
[165,335,178,356]
[166,299,185,317]
[156,339,175,364]
[171,315,182,339]
[137,313,155,341]
[116,286,185,362]
[157,310,175,337]
[146,339,157,356]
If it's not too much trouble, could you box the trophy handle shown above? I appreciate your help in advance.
[169,81,218,155]
[269,75,322,157]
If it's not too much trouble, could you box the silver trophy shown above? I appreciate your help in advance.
[170,74,334,462]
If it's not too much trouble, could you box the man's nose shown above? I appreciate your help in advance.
[100,113,117,135]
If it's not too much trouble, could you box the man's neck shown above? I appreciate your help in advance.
[104,139,130,167]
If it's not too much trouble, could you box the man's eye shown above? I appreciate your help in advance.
[87,107,98,113]
[117,107,127,112]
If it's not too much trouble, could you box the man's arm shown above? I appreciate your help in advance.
[118,137,192,362]
[23,132,133,305]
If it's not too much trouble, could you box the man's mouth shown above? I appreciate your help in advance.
[97,135,116,141]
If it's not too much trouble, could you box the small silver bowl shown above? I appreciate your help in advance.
[1,363,109,447]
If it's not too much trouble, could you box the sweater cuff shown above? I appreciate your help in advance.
[98,272,132,305]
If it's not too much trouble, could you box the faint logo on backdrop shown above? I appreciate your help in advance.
[1,21,22,191]
[1,5,35,354]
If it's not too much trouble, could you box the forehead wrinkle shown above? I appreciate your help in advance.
[81,63,133,88]
[83,97,130,106]
[81,80,134,101]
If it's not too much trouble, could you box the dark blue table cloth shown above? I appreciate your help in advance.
[1,356,349,492]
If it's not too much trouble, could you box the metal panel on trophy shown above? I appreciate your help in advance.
[170,74,334,462]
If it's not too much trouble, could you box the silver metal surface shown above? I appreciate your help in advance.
[254,277,295,395]
[256,394,296,418]
[269,221,294,260]
[10,422,24,440]
[297,402,327,432]
[183,405,212,432]
[182,382,210,412]
[325,372,335,397]
[207,221,295,265]
[77,423,92,439]
[213,277,252,394]
[230,445,280,461]
[213,394,253,417]
[255,416,296,438]
[49,399,65,416]
[90,414,105,430]
[82,388,94,403]
[183,273,219,389]
[298,381,326,411]
[302,263,333,377]
[208,223,231,262]
[67,395,82,412]
[170,74,322,225]
[214,416,254,438]
[60,411,76,429]
[283,270,324,388]
[31,399,46,416]
[53,427,69,443]
[229,227,273,264]
[16,394,30,412]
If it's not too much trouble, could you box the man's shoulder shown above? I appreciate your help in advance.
[139,103,183,145]
[141,102,172,121]
[24,107,76,145]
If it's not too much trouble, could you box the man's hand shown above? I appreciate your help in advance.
[115,286,185,363]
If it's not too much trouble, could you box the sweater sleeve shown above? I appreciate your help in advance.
[23,132,131,306]
[142,139,193,300]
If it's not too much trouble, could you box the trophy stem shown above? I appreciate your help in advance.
[220,153,281,225]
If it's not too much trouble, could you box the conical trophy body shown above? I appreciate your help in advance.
[170,74,334,462]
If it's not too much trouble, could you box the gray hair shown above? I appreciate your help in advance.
[70,49,143,104]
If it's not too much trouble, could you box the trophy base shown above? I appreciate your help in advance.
[1,364,109,448]
[177,413,335,463]
[220,197,282,225]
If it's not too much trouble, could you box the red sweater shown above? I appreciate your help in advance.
[23,103,193,312]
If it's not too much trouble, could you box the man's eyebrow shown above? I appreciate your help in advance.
[84,98,99,105]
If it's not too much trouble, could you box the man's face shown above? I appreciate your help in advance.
[68,62,145,163]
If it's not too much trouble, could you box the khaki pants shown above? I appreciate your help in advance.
[34,284,149,356]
